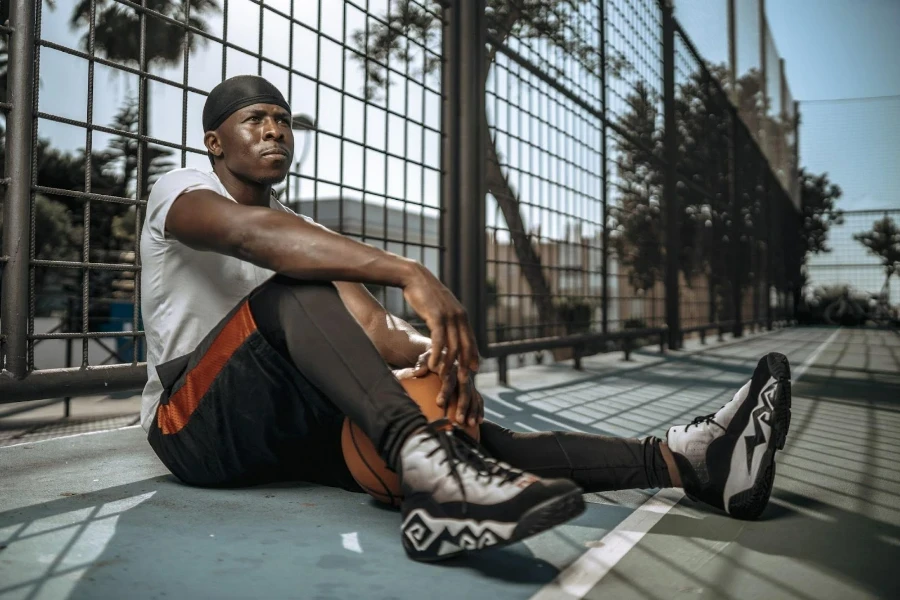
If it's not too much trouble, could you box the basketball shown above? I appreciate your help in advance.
[341,372,481,507]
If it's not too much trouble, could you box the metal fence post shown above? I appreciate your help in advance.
[600,0,609,336]
[730,123,743,338]
[764,171,774,330]
[441,1,460,297]
[662,1,680,350]
[458,0,487,356]
[0,0,37,379]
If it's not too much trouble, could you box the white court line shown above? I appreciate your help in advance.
[531,489,684,600]
[484,406,506,419]
[530,327,842,600]
[792,327,842,381]
[0,424,141,450]
[515,421,540,432]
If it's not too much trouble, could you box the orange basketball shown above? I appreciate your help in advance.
[341,372,480,507]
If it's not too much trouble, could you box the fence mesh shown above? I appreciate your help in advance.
[604,0,665,333]
[1,0,809,398]
[806,209,900,307]
[1,0,444,373]
[484,0,606,347]
[801,95,900,308]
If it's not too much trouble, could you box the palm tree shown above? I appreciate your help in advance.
[69,0,220,199]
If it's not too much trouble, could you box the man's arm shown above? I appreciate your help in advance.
[166,189,418,286]
[166,187,481,418]
[334,281,430,368]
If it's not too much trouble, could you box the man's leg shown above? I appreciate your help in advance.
[480,352,790,520]
[248,276,427,471]
[247,275,586,560]
[479,423,681,492]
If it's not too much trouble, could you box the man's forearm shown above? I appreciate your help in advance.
[234,210,419,287]
[368,313,431,368]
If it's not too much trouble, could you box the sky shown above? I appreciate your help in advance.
[675,0,900,212]
[29,0,900,229]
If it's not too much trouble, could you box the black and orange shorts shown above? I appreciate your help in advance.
[147,296,362,492]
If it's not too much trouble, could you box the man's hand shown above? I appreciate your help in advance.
[406,349,484,428]
[401,265,480,419]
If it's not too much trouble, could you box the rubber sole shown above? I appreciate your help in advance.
[512,488,586,541]
[404,488,586,562]
[728,352,791,520]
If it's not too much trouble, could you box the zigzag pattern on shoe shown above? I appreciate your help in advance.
[398,422,585,561]
[666,352,792,520]
[402,508,515,557]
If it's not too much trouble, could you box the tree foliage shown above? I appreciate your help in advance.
[854,215,900,291]
[609,81,663,292]
[798,168,843,257]
[69,0,219,64]
[0,99,174,317]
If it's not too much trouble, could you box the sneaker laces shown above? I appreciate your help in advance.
[423,419,525,511]
[686,411,726,432]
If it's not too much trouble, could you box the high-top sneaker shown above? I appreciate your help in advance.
[398,421,585,561]
[666,352,791,520]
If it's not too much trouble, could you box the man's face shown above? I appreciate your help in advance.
[207,103,294,184]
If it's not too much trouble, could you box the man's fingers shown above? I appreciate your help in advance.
[473,390,484,425]
[428,324,446,372]
[456,314,479,374]
[455,375,470,426]
[442,320,460,379]
[437,365,457,408]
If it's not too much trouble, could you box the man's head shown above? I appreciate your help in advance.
[202,75,294,185]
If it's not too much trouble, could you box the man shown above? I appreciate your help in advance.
[141,75,792,562]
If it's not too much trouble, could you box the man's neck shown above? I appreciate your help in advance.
[214,166,273,207]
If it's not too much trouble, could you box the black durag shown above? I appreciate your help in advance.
[202,75,291,133]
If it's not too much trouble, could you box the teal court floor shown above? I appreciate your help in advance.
[1,326,899,599]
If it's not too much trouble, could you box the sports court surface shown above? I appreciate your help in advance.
[2,326,898,599]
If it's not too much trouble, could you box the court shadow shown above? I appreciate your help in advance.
[435,545,559,584]
[651,489,900,599]
[0,474,561,600]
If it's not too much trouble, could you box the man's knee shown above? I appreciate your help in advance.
[252,276,338,318]
[248,276,341,353]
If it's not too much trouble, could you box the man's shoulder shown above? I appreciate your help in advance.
[149,168,221,201]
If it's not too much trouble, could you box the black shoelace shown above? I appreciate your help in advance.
[685,412,726,432]
[424,420,523,511]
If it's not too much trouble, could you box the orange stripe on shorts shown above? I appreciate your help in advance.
[157,302,258,435]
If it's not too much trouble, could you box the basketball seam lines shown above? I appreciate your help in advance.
[349,421,399,506]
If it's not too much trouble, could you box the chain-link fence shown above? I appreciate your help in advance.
[0,0,445,398]
[806,209,900,307]
[799,95,900,321]
[2,0,802,399]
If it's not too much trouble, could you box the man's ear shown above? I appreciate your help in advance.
[204,131,224,161]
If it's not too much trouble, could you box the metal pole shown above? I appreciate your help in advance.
[0,0,37,379]
[794,99,801,208]
[458,0,487,356]
[64,296,74,417]
[730,119,742,338]
[759,0,767,157]
[600,0,609,336]
[662,1,680,350]
[727,0,736,103]
[440,1,460,297]
[726,0,742,336]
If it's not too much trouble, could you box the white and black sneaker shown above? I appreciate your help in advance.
[666,352,791,520]
[398,420,585,561]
